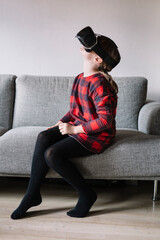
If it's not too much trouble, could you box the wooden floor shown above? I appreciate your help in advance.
[0,177,160,240]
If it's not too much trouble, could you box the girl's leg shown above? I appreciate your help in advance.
[45,137,97,218]
[11,126,67,219]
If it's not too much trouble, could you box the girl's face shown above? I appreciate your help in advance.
[80,46,97,62]
[80,46,103,68]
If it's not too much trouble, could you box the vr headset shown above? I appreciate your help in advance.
[76,26,117,68]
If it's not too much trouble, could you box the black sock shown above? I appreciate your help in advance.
[11,192,42,219]
[67,189,97,218]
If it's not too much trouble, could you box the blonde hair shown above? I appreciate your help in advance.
[98,36,121,94]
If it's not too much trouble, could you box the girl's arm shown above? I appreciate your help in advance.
[81,83,116,135]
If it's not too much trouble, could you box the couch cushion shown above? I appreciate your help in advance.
[0,127,159,179]
[0,126,46,175]
[70,129,160,179]
[12,75,74,128]
[115,77,147,129]
[0,74,16,129]
[12,75,147,129]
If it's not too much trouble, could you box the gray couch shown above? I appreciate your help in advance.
[0,74,160,200]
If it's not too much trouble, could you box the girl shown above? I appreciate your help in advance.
[11,26,121,219]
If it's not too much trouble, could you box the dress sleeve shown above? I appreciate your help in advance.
[59,111,75,123]
[81,81,116,135]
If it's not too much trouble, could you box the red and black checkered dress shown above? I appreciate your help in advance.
[60,73,117,154]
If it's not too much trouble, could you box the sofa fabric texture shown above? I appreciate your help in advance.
[0,75,16,130]
[12,75,74,128]
[0,127,7,136]
[115,77,147,129]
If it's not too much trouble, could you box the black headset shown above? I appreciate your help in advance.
[76,26,118,68]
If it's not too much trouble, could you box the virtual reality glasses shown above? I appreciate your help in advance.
[76,26,118,68]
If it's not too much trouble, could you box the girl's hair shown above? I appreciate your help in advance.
[98,36,121,94]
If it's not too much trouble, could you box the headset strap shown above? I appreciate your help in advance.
[93,45,117,68]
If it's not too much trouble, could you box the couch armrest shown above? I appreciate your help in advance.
[138,102,160,135]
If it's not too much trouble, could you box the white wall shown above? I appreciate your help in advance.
[0,0,159,100]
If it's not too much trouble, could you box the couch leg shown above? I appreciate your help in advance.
[153,180,159,201]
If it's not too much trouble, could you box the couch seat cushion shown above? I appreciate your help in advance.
[0,127,46,175]
[0,127,160,179]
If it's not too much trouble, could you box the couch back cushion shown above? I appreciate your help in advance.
[115,77,147,129]
[12,75,147,129]
[12,75,74,128]
[0,75,16,130]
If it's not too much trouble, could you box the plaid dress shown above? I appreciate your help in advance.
[60,73,117,154]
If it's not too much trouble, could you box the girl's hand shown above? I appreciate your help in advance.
[59,123,76,135]
[59,123,85,135]
[47,121,62,130]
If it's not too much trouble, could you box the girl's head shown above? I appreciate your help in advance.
[76,26,121,72]
[76,26,120,94]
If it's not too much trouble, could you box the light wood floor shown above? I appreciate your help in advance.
[0,177,160,240]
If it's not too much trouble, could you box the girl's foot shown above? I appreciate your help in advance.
[67,189,97,218]
[11,193,42,220]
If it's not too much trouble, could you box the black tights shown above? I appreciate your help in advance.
[11,126,97,219]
